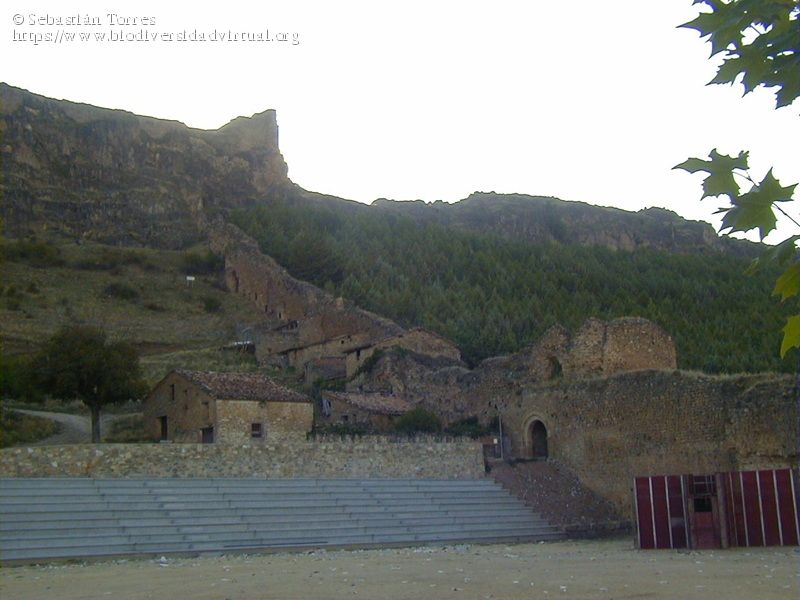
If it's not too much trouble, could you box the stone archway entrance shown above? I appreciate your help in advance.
[529,420,548,460]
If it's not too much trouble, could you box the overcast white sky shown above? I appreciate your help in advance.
[3,1,798,242]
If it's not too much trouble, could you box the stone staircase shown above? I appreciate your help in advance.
[0,478,563,563]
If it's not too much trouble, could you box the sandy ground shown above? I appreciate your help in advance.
[1,538,797,600]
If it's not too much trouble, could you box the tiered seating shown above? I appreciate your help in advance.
[0,477,562,562]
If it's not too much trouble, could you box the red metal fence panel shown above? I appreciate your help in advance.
[635,476,656,549]
[635,468,799,549]
[666,475,688,549]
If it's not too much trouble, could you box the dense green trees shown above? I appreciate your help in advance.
[33,326,147,442]
[232,201,788,373]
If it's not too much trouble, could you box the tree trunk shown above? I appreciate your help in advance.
[90,405,101,443]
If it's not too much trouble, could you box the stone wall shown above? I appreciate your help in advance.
[350,346,796,516]
[216,400,313,444]
[0,438,485,480]
[502,371,796,514]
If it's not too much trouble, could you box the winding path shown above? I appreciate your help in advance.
[11,409,126,445]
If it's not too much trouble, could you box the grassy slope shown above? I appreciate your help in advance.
[0,237,267,386]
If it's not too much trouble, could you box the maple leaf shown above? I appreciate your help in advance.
[780,315,800,357]
[774,262,800,301]
[680,1,749,55]
[673,149,749,199]
[720,169,797,238]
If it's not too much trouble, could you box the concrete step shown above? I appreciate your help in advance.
[0,477,564,563]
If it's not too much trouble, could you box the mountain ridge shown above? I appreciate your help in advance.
[1,83,756,258]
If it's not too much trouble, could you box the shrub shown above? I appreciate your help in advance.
[0,353,41,402]
[201,296,222,313]
[103,414,149,443]
[0,411,58,448]
[4,298,21,311]
[101,282,140,301]
[73,248,154,271]
[2,239,64,267]
[444,416,490,438]
[312,422,372,437]
[182,250,223,275]
[393,408,442,435]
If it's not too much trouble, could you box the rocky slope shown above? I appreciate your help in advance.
[1,83,755,257]
[0,83,290,248]
[372,193,755,256]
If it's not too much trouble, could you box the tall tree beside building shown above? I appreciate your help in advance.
[34,326,147,442]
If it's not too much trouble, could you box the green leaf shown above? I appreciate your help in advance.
[679,3,748,55]
[674,150,749,199]
[774,262,800,301]
[720,169,797,238]
[757,235,800,265]
[780,315,800,358]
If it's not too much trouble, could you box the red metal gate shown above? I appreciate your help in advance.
[634,468,799,549]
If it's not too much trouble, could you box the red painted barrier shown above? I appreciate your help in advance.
[634,468,799,549]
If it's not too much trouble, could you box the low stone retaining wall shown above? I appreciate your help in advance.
[0,438,485,479]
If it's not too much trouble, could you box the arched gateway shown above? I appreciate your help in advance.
[529,419,548,460]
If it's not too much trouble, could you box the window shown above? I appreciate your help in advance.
[251,422,263,438]
[170,384,175,402]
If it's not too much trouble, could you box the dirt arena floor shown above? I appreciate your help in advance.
[1,538,798,600]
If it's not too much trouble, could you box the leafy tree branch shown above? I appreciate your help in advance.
[676,0,799,357]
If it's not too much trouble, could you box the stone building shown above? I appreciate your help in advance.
[346,319,796,512]
[319,391,412,430]
[344,327,462,378]
[207,221,460,374]
[143,370,313,444]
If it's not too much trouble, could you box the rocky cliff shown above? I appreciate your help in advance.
[2,83,755,256]
[372,193,756,256]
[0,83,290,247]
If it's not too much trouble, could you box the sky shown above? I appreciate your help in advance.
[3,1,798,242]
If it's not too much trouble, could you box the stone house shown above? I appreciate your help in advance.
[143,370,313,444]
[319,391,412,430]
[344,327,462,378]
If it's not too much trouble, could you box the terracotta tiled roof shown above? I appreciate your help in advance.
[322,391,412,416]
[174,370,310,403]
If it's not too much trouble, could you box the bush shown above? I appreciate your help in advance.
[0,410,58,448]
[73,248,154,272]
[4,298,21,311]
[103,414,149,443]
[2,238,64,268]
[101,282,140,301]
[0,354,41,402]
[312,422,372,437]
[444,416,491,438]
[201,296,222,313]
[182,250,223,275]
[393,408,442,435]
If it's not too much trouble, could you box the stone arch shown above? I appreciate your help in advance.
[522,414,550,460]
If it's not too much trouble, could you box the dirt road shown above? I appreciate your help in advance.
[1,538,796,600]
[11,409,124,445]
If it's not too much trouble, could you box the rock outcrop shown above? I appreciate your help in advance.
[0,83,290,247]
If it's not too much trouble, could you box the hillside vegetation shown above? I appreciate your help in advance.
[0,237,263,386]
[232,200,788,373]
